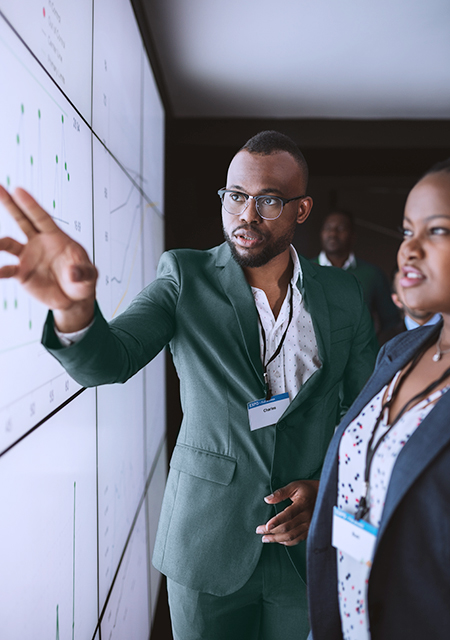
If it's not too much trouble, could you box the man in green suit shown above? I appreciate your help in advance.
[0,131,378,640]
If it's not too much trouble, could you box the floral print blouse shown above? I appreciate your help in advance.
[336,370,449,640]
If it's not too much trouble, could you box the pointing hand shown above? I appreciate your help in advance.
[0,186,97,331]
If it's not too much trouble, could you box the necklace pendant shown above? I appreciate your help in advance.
[433,352,441,362]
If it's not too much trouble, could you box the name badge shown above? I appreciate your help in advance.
[332,506,378,567]
[247,393,290,431]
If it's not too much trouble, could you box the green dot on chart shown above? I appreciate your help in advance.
[14,299,18,308]
[53,200,56,208]
[16,134,20,144]
[56,155,58,163]
[38,109,41,119]
[30,156,33,165]
[29,320,32,329]
[21,104,24,114]
[6,176,10,186]
[3,300,6,310]
[65,162,67,170]
[61,115,64,123]
[67,174,70,181]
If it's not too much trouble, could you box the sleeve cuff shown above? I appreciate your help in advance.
[54,319,95,346]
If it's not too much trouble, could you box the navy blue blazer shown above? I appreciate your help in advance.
[307,321,450,640]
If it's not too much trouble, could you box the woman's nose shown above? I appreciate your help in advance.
[399,233,424,260]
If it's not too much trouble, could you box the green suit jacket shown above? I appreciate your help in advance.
[43,242,378,596]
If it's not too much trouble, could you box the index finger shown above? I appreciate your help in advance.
[262,501,310,533]
[0,186,59,237]
[0,185,38,238]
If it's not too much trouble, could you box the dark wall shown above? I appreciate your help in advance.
[165,118,450,264]
[163,116,450,449]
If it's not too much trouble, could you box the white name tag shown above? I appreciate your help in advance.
[332,506,378,567]
[247,393,290,431]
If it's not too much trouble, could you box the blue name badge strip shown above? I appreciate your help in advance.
[247,392,290,431]
[332,506,378,567]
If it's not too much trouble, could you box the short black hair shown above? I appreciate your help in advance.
[422,157,450,179]
[322,208,354,230]
[240,130,309,189]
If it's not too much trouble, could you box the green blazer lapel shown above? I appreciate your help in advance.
[216,244,264,388]
[299,257,331,367]
[284,258,330,415]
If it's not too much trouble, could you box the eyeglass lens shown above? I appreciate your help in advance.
[222,191,282,220]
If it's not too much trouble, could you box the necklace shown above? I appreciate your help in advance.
[432,328,450,362]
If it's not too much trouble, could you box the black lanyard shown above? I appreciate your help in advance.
[355,342,450,521]
[258,283,293,401]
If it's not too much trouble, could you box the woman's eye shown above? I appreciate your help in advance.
[430,227,450,236]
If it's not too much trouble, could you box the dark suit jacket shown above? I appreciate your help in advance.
[311,256,400,338]
[307,321,450,639]
[43,242,377,596]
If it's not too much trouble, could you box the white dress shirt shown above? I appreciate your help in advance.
[318,250,356,271]
[251,246,321,401]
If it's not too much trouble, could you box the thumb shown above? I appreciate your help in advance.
[264,485,292,504]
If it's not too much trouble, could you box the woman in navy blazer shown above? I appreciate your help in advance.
[307,159,450,640]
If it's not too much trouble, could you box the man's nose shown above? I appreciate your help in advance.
[239,197,260,224]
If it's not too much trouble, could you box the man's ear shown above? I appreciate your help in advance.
[297,196,313,225]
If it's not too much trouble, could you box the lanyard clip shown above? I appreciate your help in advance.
[355,482,370,521]
[263,372,272,401]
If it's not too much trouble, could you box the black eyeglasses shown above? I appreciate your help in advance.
[217,188,306,221]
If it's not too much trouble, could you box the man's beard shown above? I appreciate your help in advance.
[223,222,296,268]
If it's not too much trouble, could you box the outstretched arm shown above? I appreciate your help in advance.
[0,186,97,332]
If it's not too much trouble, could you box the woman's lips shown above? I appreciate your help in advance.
[399,266,426,288]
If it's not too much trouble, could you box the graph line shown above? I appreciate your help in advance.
[112,211,145,318]
[0,28,68,117]
[110,183,135,215]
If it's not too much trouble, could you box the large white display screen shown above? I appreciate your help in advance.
[0,2,166,638]
[1,0,93,122]
[0,389,98,640]
[0,13,91,451]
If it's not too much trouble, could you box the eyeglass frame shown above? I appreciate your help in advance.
[217,188,306,221]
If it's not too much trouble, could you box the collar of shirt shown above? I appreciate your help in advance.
[318,250,357,271]
[250,246,320,400]
[251,245,303,327]
[404,313,442,331]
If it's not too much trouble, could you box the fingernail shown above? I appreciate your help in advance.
[264,494,273,502]
[262,536,269,543]
[256,526,264,534]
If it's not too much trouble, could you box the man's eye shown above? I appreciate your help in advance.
[230,192,245,202]
[261,197,278,206]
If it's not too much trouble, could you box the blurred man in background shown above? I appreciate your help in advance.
[313,209,400,343]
